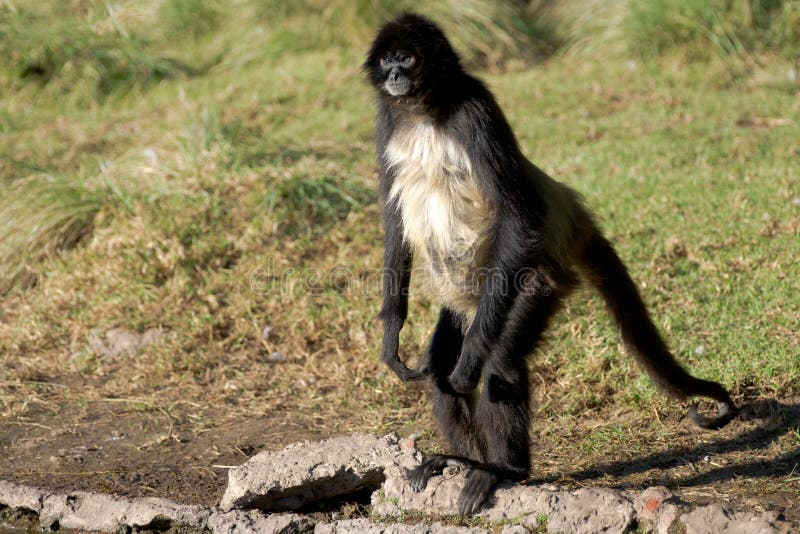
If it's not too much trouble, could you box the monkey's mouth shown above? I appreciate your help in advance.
[384,78,413,96]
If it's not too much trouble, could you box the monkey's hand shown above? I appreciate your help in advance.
[382,352,432,382]
[448,349,483,394]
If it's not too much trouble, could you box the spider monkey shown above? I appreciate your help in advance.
[364,13,737,515]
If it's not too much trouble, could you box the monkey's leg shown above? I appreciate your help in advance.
[408,307,484,492]
[458,280,565,515]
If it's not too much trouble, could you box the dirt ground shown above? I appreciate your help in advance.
[1,392,798,523]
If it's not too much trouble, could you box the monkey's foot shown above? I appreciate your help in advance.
[408,457,522,515]
[407,455,469,492]
[458,467,500,515]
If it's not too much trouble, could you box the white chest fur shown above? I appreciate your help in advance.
[385,122,493,314]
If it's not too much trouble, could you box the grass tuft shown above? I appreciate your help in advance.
[0,6,193,100]
[626,0,800,60]
[242,0,556,66]
[159,0,225,40]
[0,174,108,294]
[540,0,800,61]
[541,0,630,57]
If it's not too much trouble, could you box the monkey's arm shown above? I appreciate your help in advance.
[375,104,430,382]
[447,99,544,393]
[378,197,430,382]
[448,218,537,393]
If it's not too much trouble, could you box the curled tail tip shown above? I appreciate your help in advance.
[688,401,738,430]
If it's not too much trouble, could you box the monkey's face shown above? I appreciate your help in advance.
[365,14,460,101]
[377,49,418,96]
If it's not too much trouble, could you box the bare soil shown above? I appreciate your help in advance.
[2,393,798,522]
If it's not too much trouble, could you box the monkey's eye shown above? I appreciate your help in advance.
[398,54,416,67]
[380,56,393,69]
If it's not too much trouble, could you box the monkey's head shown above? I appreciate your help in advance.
[364,13,461,99]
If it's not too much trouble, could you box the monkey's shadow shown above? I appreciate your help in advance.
[533,399,800,488]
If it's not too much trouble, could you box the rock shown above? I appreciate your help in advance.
[3,437,798,534]
[680,504,791,534]
[541,487,635,534]
[38,491,208,532]
[373,467,635,534]
[314,518,488,533]
[88,327,167,358]
[400,433,420,451]
[261,325,272,340]
[0,480,45,512]
[143,148,158,165]
[655,504,680,534]
[220,434,421,511]
[634,486,672,521]
[633,487,679,534]
[208,510,315,534]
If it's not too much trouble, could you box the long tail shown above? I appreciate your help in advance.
[579,231,736,429]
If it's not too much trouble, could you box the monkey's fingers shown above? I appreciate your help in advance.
[404,364,432,381]
[384,356,432,382]
[688,401,737,430]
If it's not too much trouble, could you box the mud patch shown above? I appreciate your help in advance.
[0,401,319,507]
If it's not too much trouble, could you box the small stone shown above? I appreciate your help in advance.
[695,345,706,355]
[269,351,284,362]
[141,328,166,346]
[634,486,672,521]
[261,325,272,340]
[102,329,144,357]
[88,328,166,358]
[143,148,157,166]
[400,433,420,451]
[792,197,800,207]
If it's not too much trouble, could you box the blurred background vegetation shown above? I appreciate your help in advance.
[1,0,798,294]
[0,0,798,497]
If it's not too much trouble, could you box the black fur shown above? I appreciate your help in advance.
[365,13,737,514]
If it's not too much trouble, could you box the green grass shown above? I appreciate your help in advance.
[0,0,798,468]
